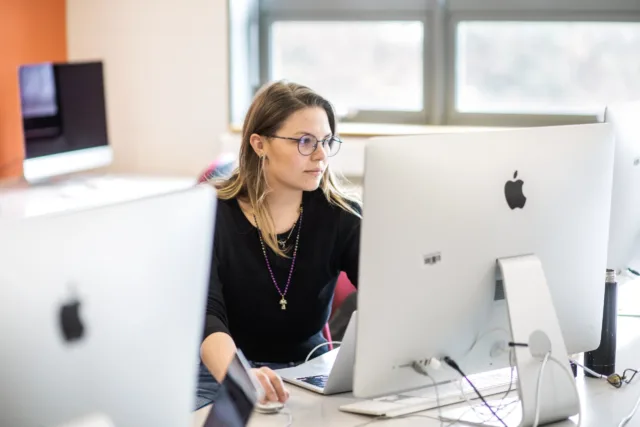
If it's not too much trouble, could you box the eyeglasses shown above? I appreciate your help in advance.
[264,134,342,157]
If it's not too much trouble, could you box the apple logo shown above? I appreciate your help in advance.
[59,288,85,344]
[504,170,526,210]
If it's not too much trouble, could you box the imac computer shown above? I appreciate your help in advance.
[0,185,216,427]
[19,61,113,183]
[604,99,640,276]
[354,123,614,426]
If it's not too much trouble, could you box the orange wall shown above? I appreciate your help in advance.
[0,0,67,179]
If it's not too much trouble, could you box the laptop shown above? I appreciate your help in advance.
[0,186,216,427]
[276,311,357,395]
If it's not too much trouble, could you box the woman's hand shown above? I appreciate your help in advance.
[250,367,290,403]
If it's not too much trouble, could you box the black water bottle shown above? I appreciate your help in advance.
[584,269,617,378]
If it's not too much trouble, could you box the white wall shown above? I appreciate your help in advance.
[66,0,229,177]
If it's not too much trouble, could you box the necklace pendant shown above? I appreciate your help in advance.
[279,296,287,310]
[278,240,286,249]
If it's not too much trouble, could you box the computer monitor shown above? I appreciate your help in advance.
[203,350,263,427]
[604,100,640,275]
[19,61,113,182]
[0,185,216,427]
[353,124,614,420]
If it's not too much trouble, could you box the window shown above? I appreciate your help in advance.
[270,21,425,116]
[455,21,640,116]
[229,0,640,127]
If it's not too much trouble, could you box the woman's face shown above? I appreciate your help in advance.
[253,107,332,193]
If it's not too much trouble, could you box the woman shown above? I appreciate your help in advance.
[196,81,361,410]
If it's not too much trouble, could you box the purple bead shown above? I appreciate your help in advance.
[255,207,303,301]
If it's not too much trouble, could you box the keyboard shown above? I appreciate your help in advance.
[439,397,522,427]
[339,368,517,418]
[297,374,329,388]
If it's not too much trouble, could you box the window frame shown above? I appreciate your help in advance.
[259,9,433,125]
[228,0,640,129]
[445,10,640,126]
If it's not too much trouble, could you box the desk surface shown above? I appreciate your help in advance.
[193,317,640,427]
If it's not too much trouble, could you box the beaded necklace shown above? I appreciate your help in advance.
[253,206,303,310]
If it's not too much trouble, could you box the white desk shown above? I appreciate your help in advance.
[0,173,195,218]
[193,316,640,427]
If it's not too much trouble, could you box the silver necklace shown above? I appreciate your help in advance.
[278,210,301,250]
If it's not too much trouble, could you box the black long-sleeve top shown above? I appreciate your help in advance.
[204,189,360,363]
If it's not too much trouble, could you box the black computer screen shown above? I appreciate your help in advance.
[19,61,109,160]
[204,351,259,427]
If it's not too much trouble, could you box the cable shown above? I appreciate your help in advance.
[500,349,518,403]
[281,406,293,427]
[532,352,551,427]
[411,361,444,427]
[430,377,444,427]
[569,358,607,379]
[532,354,582,427]
[358,357,518,427]
[619,391,640,427]
[550,356,582,427]
[456,378,512,424]
[571,356,640,426]
[571,358,639,388]
[443,356,508,427]
[573,355,640,426]
[551,356,582,427]
[531,352,551,427]
[304,341,341,363]
[457,348,518,421]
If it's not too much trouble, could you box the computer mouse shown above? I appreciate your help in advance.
[255,401,285,414]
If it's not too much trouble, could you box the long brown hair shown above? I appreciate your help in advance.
[214,81,361,257]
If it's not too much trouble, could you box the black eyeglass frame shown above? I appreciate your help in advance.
[263,134,343,157]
